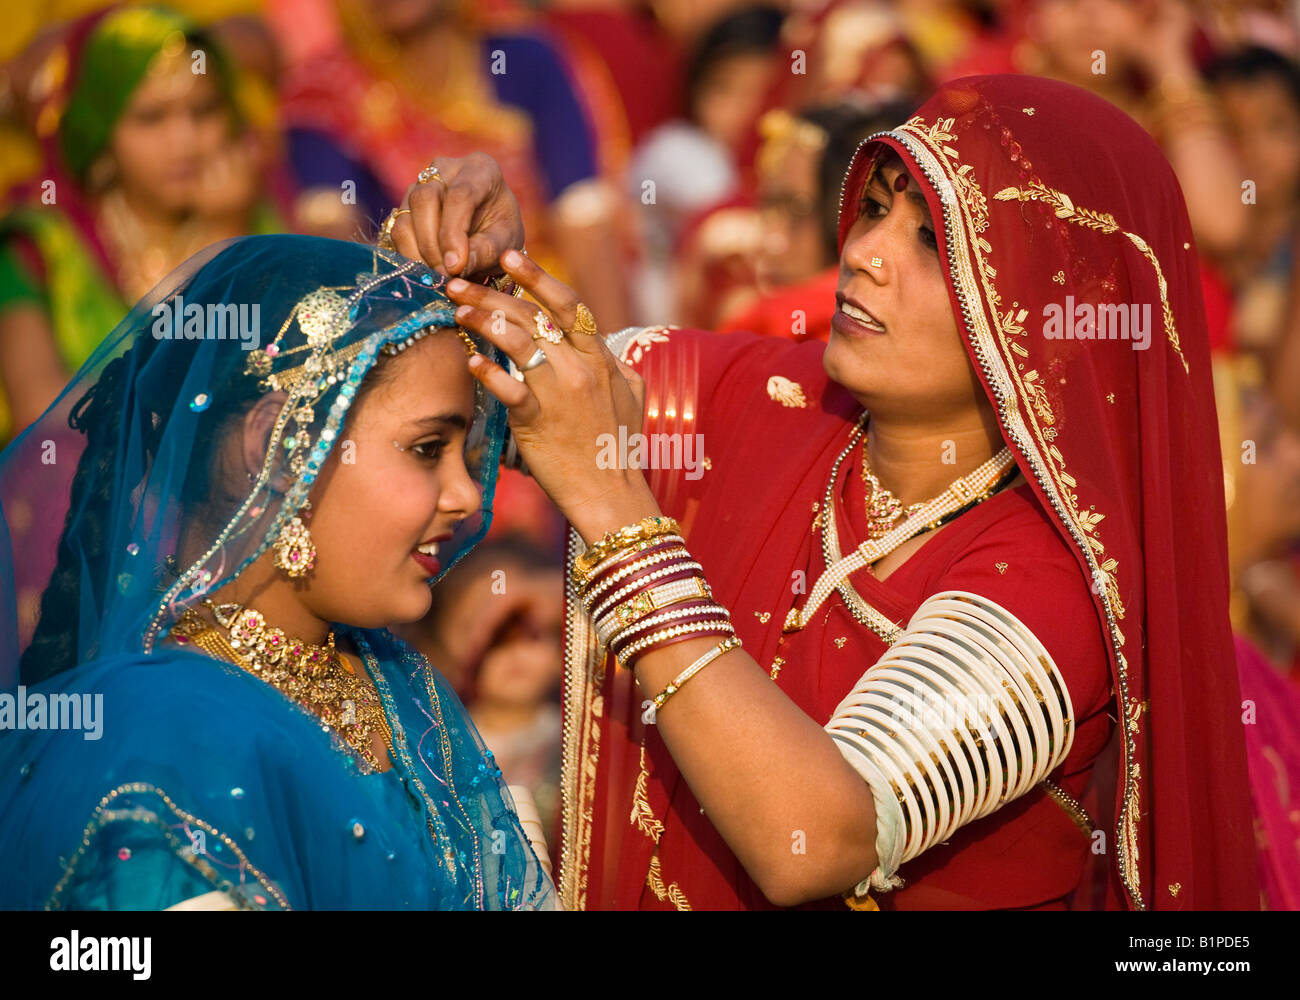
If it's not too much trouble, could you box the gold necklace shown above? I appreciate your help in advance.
[169,599,393,771]
[861,442,927,540]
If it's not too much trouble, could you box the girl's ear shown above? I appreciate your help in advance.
[241,392,293,494]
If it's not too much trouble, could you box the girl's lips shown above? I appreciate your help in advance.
[411,551,442,577]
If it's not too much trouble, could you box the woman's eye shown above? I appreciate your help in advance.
[920,226,938,250]
[859,195,888,219]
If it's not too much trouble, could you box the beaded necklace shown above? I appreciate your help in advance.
[784,414,1018,638]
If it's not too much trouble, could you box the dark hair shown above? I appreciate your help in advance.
[1205,45,1300,114]
[17,323,404,685]
[685,5,786,118]
[796,97,918,259]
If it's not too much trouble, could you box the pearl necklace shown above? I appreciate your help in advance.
[783,414,1017,636]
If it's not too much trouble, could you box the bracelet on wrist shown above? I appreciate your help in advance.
[573,516,682,585]
[646,637,743,721]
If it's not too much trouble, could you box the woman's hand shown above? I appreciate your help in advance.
[389,153,524,276]
[446,250,658,543]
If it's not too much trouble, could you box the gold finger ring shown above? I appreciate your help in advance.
[417,164,449,190]
[532,311,564,344]
[379,207,411,247]
[568,302,598,337]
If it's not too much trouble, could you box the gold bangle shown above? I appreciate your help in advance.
[649,637,743,717]
[573,516,682,584]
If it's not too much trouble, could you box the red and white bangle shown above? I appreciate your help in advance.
[614,617,736,669]
[594,575,714,643]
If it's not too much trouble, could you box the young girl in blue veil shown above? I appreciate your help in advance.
[0,233,555,910]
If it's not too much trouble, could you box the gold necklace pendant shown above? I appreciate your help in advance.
[860,442,927,540]
[169,600,393,770]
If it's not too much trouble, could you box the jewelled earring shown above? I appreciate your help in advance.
[273,500,316,577]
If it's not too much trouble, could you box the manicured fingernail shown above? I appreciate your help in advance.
[502,249,522,268]
[447,278,468,294]
[468,354,483,369]
[455,305,472,320]
[444,251,460,269]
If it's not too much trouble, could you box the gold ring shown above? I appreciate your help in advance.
[379,207,411,247]
[532,311,564,344]
[418,164,449,190]
[567,302,598,337]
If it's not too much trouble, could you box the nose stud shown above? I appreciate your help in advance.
[869,257,883,269]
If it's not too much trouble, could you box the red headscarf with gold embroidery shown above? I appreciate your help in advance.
[832,74,1256,909]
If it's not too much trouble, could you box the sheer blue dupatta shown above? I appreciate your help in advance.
[0,234,554,910]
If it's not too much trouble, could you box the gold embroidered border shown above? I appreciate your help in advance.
[46,781,287,911]
[559,526,604,910]
[888,117,1146,909]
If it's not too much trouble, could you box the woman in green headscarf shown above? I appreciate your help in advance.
[0,5,283,441]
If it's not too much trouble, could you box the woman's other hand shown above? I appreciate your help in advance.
[446,250,657,543]
[389,153,525,277]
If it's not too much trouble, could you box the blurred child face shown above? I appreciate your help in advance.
[471,570,564,709]
[694,51,776,153]
[1028,0,1141,82]
[109,50,231,214]
[758,139,830,289]
[1218,76,1300,211]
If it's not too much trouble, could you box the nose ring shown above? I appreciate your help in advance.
[869,257,883,269]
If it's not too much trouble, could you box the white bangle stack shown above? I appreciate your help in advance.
[824,590,1075,894]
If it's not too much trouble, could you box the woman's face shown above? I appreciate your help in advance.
[303,330,483,628]
[824,151,989,427]
[108,49,231,213]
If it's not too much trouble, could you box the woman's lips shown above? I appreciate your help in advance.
[832,306,887,338]
[411,550,442,577]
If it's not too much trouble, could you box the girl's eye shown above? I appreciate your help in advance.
[410,440,447,461]
[920,226,938,250]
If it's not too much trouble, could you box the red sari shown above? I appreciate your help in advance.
[560,75,1259,910]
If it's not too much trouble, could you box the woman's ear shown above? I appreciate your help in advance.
[241,392,292,493]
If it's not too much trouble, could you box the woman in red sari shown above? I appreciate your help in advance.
[406,74,1258,909]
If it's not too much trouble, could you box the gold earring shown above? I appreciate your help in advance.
[273,500,316,577]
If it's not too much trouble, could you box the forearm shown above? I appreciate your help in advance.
[1146,59,1248,256]
[0,304,68,432]
[570,495,877,907]
[633,635,878,906]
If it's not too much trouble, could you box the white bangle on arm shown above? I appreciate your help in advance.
[824,590,1075,897]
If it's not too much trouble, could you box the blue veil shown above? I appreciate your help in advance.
[0,234,554,909]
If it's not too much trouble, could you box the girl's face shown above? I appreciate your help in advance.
[824,151,990,429]
[301,330,483,628]
[108,48,230,213]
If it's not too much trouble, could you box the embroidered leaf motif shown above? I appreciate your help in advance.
[767,375,807,408]
[620,326,674,365]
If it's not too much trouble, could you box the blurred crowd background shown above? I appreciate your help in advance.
[2,0,1299,885]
